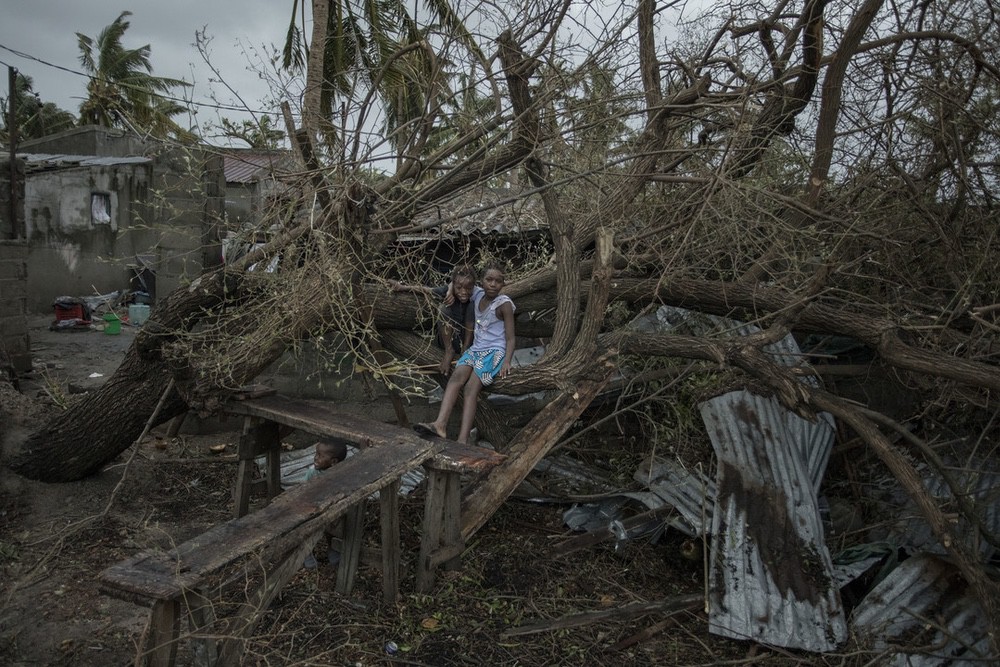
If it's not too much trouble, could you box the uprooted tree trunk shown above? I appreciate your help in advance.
[7,0,1000,651]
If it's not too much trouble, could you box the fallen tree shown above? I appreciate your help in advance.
[7,0,1000,655]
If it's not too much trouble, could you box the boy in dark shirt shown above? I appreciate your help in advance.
[391,265,479,375]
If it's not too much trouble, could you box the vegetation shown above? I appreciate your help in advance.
[218,116,285,149]
[7,0,1000,661]
[0,72,75,143]
[75,11,194,141]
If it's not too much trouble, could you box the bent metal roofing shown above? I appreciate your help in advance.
[223,151,294,184]
[401,187,547,239]
[17,153,151,173]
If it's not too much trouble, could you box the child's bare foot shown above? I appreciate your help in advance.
[414,422,445,438]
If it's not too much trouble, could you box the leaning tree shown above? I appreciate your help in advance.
[9,0,1000,648]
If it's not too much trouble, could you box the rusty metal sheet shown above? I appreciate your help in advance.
[223,150,292,183]
[702,391,846,651]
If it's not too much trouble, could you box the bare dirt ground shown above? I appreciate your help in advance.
[0,316,850,666]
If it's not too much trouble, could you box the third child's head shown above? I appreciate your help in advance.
[452,265,477,303]
[314,440,346,470]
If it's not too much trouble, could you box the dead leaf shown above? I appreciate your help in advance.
[420,617,441,630]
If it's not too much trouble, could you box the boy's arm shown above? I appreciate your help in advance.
[463,305,475,350]
[389,279,435,296]
[438,321,457,375]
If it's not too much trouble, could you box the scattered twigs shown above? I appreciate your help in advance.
[503,594,702,638]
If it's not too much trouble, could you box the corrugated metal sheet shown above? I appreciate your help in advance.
[18,152,152,172]
[626,305,844,650]
[223,151,293,183]
[851,554,991,665]
[634,456,716,537]
[886,466,1000,561]
[401,188,546,239]
[702,391,846,651]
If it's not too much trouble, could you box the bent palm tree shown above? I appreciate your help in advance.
[76,11,193,140]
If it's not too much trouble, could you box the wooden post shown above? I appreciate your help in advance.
[380,479,401,601]
[336,504,366,594]
[416,469,448,592]
[233,417,258,518]
[233,417,281,517]
[182,589,217,667]
[264,422,282,501]
[441,471,463,571]
[137,598,180,667]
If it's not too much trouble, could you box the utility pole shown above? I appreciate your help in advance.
[7,65,18,239]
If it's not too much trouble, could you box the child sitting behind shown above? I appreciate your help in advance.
[306,439,347,480]
[303,439,348,569]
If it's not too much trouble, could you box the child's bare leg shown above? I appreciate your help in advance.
[456,374,484,444]
[419,365,472,438]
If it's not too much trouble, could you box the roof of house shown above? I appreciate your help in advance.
[401,187,548,240]
[17,153,152,173]
[223,150,295,184]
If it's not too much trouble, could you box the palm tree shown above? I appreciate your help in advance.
[76,11,193,140]
[283,0,484,154]
[0,72,76,143]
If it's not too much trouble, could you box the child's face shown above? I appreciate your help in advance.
[314,446,338,470]
[482,269,505,297]
[453,276,475,303]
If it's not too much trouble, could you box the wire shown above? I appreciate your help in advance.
[0,42,287,118]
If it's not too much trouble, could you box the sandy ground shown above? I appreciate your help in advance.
[0,315,239,665]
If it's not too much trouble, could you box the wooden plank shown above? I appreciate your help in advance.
[99,436,440,601]
[224,394,506,473]
[223,394,414,447]
[428,441,507,474]
[461,363,615,541]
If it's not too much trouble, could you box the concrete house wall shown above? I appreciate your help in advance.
[0,157,30,374]
[17,127,224,313]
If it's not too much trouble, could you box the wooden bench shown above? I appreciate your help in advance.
[99,393,505,667]
[220,393,507,592]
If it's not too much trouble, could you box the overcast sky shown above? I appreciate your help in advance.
[0,1,298,143]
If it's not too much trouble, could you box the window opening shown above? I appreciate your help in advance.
[91,193,112,224]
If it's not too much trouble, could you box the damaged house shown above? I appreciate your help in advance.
[13,125,224,312]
